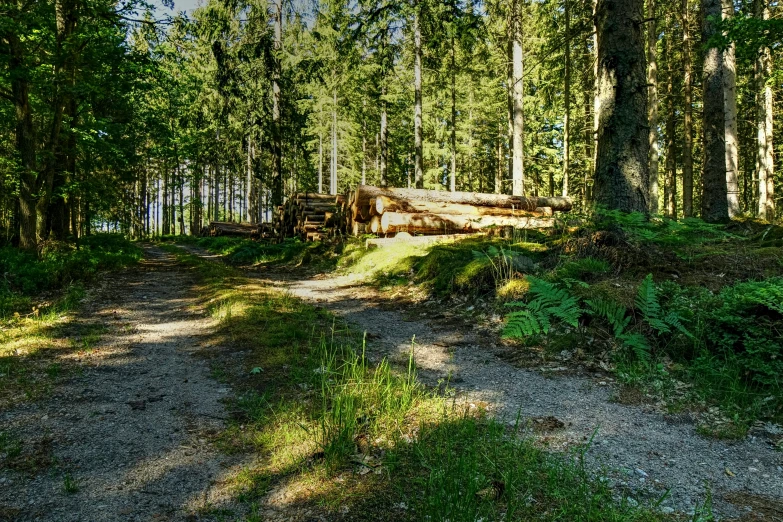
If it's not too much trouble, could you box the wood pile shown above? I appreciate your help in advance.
[347,185,571,237]
[209,186,572,243]
[203,221,274,239]
[274,193,347,241]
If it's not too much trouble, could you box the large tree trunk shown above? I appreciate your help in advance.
[594,0,650,213]
[757,0,775,220]
[511,0,525,196]
[647,0,659,213]
[450,32,457,193]
[701,0,728,222]
[682,0,694,216]
[414,7,424,188]
[722,0,740,217]
[562,0,571,197]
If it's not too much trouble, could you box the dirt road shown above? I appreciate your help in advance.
[0,247,241,522]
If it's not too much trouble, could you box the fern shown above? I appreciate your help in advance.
[635,274,693,338]
[503,277,582,339]
[586,298,650,362]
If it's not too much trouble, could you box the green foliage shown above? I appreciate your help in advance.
[503,277,582,338]
[0,234,142,316]
[555,257,611,281]
[699,278,783,388]
[593,209,734,246]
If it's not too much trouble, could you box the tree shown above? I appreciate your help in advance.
[701,0,729,223]
[593,0,649,213]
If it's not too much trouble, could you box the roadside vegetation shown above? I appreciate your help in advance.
[0,234,142,407]
[179,214,783,438]
[162,244,676,521]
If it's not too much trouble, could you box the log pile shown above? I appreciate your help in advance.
[274,193,347,241]
[202,221,276,239]
[347,185,571,237]
[212,186,572,243]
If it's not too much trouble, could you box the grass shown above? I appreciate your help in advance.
[171,215,783,434]
[161,243,673,521]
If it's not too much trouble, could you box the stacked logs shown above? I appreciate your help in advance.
[275,193,347,241]
[203,221,275,239]
[347,185,572,236]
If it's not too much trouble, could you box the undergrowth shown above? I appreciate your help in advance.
[163,244,666,521]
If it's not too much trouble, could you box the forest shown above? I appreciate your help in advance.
[2,0,783,520]
[1,0,780,246]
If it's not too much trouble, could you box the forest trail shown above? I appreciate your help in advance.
[234,261,783,519]
[0,246,240,522]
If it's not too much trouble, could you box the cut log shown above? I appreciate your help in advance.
[369,215,382,234]
[354,185,572,212]
[209,221,259,237]
[374,195,550,217]
[379,212,555,234]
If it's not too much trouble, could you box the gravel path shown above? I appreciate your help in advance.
[252,269,783,519]
[0,246,241,522]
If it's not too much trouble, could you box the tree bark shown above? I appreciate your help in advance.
[594,0,650,213]
[450,31,457,193]
[647,0,659,213]
[722,0,740,217]
[701,0,728,222]
[682,0,694,216]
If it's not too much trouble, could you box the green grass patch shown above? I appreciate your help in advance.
[163,243,670,521]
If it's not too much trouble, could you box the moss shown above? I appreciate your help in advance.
[497,278,531,300]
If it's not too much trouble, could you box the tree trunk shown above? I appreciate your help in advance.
[723,0,740,217]
[271,0,283,205]
[511,0,525,196]
[331,88,338,195]
[450,33,457,193]
[414,7,424,188]
[682,0,694,216]
[647,0,659,213]
[701,0,728,222]
[594,0,650,213]
[757,0,775,220]
[562,0,571,197]
[380,87,388,188]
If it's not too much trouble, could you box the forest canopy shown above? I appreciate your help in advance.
[1,0,780,249]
